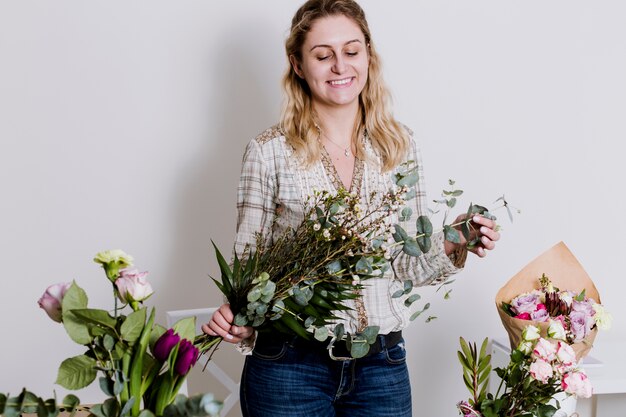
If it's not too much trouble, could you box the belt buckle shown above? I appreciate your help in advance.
[327,337,353,361]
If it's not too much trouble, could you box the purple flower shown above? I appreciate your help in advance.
[569,311,594,343]
[531,308,549,322]
[174,339,199,376]
[153,329,180,362]
[571,299,594,316]
[511,292,540,315]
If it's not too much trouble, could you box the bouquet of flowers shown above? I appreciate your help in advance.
[0,251,221,417]
[495,242,611,360]
[197,164,506,359]
[457,324,593,417]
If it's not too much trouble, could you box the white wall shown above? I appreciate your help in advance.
[1,1,624,416]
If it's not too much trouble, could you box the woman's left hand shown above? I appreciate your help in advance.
[446,214,500,258]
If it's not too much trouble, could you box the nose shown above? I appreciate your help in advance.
[332,55,346,74]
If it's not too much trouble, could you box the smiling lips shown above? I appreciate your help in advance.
[328,77,354,87]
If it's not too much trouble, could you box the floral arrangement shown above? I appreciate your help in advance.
[197,163,509,359]
[0,250,221,417]
[502,274,612,344]
[456,324,593,417]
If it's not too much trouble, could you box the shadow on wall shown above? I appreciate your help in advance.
[161,20,282,313]
[156,18,281,414]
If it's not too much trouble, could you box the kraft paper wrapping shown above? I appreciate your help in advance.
[495,241,600,360]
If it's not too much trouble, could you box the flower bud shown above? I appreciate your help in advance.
[38,282,71,322]
[94,249,134,281]
[153,329,180,362]
[115,268,154,309]
[174,339,200,376]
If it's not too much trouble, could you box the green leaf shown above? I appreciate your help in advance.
[415,215,433,237]
[326,260,343,275]
[403,280,413,294]
[71,308,117,330]
[121,308,147,343]
[361,326,380,344]
[173,316,196,342]
[399,207,413,222]
[119,398,136,417]
[333,323,345,341]
[402,237,421,257]
[137,410,156,417]
[392,224,409,243]
[349,337,370,358]
[446,197,457,208]
[62,282,91,345]
[211,241,233,295]
[416,234,431,254]
[61,394,80,410]
[443,225,461,243]
[396,170,419,187]
[404,293,421,307]
[314,326,329,341]
[391,289,404,298]
[55,355,98,389]
[99,376,115,397]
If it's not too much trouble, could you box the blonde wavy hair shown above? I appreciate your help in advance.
[280,0,410,172]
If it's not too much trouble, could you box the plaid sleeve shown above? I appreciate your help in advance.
[234,139,277,258]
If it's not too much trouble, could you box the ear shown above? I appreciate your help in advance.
[289,55,304,79]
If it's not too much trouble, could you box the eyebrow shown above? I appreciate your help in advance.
[309,39,362,52]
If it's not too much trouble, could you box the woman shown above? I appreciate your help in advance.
[202,1,500,416]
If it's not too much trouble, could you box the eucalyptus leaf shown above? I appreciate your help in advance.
[402,237,421,257]
[333,323,345,341]
[314,326,330,341]
[404,293,421,307]
[396,170,419,187]
[391,289,404,298]
[361,326,380,344]
[443,225,461,243]
[350,338,370,358]
[326,260,343,275]
[392,224,408,243]
[399,207,413,222]
[98,376,115,397]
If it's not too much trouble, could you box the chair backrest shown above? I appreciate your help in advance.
[165,307,240,415]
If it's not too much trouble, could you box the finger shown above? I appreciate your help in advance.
[201,323,217,336]
[472,215,497,230]
[231,326,254,339]
[480,226,500,242]
[208,319,235,341]
[480,235,496,251]
[218,304,235,323]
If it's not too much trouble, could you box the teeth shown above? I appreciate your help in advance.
[330,78,352,86]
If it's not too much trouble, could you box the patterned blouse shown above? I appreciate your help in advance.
[234,125,465,350]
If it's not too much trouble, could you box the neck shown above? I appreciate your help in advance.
[314,102,359,146]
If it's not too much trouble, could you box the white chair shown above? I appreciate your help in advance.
[166,307,240,416]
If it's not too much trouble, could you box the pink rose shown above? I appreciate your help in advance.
[533,338,557,362]
[572,299,594,316]
[115,268,153,306]
[562,371,593,398]
[511,293,541,315]
[515,312,532,320]
[530,358,554,383]
[556,341,577,368]
[38,282,71,322]
[536,303,547,311]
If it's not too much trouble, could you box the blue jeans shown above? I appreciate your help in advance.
[240,334,412,417]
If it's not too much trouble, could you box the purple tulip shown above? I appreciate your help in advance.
[153,329,180,362]
[174,339,199,376]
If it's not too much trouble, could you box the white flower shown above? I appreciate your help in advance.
[322,229,331,239]
[522,324,541,341]
[517,340,534,355]
[313,223,321,231]
[592,303,613,330]
[547,319,567,341]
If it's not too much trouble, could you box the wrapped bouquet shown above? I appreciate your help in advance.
[496,241,610,360]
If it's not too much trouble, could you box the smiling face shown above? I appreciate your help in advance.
[290,14,369,113]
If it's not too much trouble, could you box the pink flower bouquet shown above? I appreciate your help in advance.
[496,242,608,361]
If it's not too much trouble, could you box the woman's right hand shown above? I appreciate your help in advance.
[201,303,254,344]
